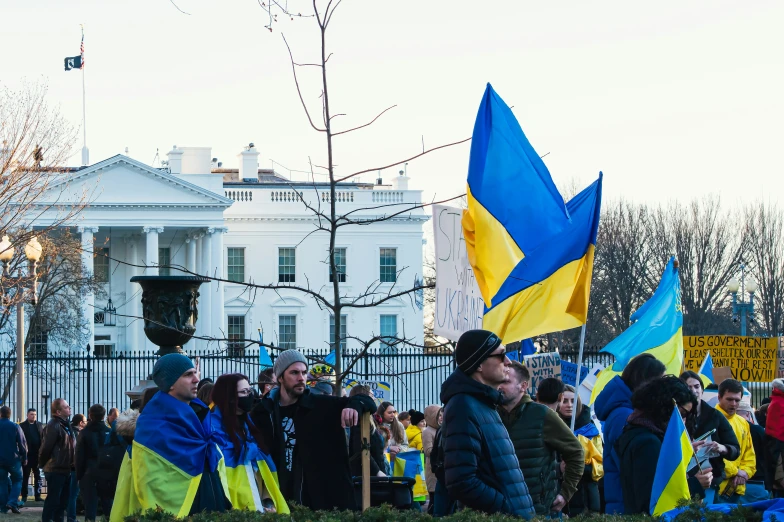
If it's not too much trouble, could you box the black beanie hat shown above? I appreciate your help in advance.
[455,329,502,375]
[409,409,425,426]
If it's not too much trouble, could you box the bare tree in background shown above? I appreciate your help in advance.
[744,201,784,337]
[649,196,741,335]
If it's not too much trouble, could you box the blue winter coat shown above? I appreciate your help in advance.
[593,376,632,515]
[440,369,534,519]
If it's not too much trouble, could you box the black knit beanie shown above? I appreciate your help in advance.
[454,329,502,375]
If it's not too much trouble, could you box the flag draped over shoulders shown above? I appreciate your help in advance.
[110,393,228,521]
[209,406,288,514]
[651,407,693,516]
[591,257,683,403]
[462,83,571,307]
[482,174,602,342]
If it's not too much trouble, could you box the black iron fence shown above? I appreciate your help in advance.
[0,348,456,418]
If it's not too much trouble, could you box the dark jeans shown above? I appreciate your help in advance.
[42,472,70,522]
[22,462,42,500]
[80,472,113,521]
[433,479,455,518]
[66,471,79,522]
[0,461,23,509]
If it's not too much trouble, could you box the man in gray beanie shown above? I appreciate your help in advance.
[250,349,376,511]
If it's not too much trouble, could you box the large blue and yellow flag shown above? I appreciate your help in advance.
[591,257,683,403]
[393,450,428,502]
[210,406,289,514]
[462,83,571,307]
[110,393,229,521]
[483,174,602,342]
[651,405,693,516]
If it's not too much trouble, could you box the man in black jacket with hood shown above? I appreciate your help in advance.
[250,350,376,511]
[680,371,740,504]
[440,329,535,519]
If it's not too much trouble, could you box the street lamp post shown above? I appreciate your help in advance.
[727,263,758,337]
[0,235,42,421]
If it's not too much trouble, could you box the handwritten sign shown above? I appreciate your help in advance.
[433,205,484,342]
[561,361,590,387]
[778,337,784,378]
[683,336,778,382]
[523,353,561,397]
[344,379,391,404]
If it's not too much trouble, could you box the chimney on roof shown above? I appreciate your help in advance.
[238,143,259,180]
[391,166,409,190]
[167,145,183,174]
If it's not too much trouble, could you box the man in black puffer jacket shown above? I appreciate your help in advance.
[440,329,534,519]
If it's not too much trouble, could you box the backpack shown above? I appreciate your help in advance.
[94,430,127,482]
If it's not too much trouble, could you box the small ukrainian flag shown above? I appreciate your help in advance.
[650,405,694,516]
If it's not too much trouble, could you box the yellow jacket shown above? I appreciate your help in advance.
[406,424,423,451]
[717,404,756,496]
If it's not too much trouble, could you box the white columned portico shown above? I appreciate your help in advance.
[199,230,212,347]
[210,227,227,341]
[124,235,140,351]
[143,226,163,275]
[79,226,99,351]
[186,234,197,273]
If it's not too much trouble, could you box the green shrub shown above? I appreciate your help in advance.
[123,500,770,522]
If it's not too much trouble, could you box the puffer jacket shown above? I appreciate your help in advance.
[39,416,76,475]
[406,423,423,451]
[593,375,632,514]
[422,405,441,492]
[766,383,784,442]
[440,368,534,519]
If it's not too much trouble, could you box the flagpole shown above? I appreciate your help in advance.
[80,24,89,166]
[571,323,587,432]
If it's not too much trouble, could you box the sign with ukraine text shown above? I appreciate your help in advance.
[523,353,561,397]
[683,335,778,382]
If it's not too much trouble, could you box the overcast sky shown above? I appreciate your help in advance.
[4,1,782,208]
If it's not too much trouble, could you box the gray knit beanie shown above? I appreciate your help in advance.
[152,353,195,392]
[273,349,308,379]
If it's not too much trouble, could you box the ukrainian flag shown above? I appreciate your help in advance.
[651,405,693,516]
[393,450,428,502]
[210,406,289,514]
[698,351,715,387]
[462,83,571,307]
[591,257,683,403]
[482,174,602,342]
[110,392,229,521]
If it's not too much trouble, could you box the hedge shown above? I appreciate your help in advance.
[123,501,769,522]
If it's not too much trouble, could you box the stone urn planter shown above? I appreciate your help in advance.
[130,275,209,356]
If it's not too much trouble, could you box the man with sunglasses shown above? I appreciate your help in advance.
[440,329,534,519]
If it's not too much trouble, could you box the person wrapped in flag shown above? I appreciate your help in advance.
[110,354,230,521]
[209,374,289,514]
[615,376,712,515]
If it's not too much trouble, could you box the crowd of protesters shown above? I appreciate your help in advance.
[3,328,784,520]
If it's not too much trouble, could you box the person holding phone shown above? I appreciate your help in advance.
[680,371,741,504]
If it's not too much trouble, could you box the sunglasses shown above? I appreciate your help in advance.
[487,352,508,362]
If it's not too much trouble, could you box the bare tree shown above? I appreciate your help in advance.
[744,201,784,337]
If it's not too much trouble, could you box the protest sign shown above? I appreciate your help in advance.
[561,361,590,387]
[683,335,778,382]
[580,364,604,405]
[432,205,484,342]
[523,353,561,397]
[778,337,784,378]
[344,379,391,403]
[712,366,733,385]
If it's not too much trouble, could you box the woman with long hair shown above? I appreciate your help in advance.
[210,373,288,514]
[615,376,712,514]
[375,402,408,459]
[558,385,603,516]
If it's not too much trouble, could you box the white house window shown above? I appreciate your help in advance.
[380,314,398,354]
[380,248,397,283]
[29,331,48,358]
[228,315,246,355]
[329,314,347,351]
[278,248,296,283]
[94,344,114,358]
[158,247,171,276]
[279,315,297,350]
[227,248,245,282]
[94,247,110,283]
[329,248,346,283]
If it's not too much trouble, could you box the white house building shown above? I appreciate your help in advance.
[27,145,427,356]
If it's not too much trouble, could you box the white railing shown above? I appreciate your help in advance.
[224,190,253,202]
[372,191,404,203]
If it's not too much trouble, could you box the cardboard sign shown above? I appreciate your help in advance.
[711,366,733,385]
[683,336,778,382]
[561,361,590,387]
[432,205,484,342]
[523,353,561,397]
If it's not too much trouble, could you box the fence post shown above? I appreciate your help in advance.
[86,344,92,408]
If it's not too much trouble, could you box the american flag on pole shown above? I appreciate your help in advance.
[64,26,84,71]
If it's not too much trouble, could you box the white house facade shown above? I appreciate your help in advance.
[26,145,427,356]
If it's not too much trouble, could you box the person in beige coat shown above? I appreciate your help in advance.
[421,404,442,514]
